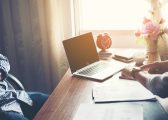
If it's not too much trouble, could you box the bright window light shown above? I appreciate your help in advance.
[74,0,168,48]
[162,4,168,26]
[79,0,151,30]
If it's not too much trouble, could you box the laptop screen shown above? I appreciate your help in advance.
[63,32,99,73]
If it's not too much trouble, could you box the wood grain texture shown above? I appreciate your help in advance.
[34,53,124,119]
[34,68,168,120]
[33,68,120,120]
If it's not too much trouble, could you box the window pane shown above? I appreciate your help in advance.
[162,4,168,26]
[80,0,150,30]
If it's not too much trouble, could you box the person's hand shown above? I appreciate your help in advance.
[140,62,164,74]
[121,66,135,80]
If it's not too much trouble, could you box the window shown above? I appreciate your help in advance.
[72,0,168,48]
[78,0,150,31]
[162,4,168,25]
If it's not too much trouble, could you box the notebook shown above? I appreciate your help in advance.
[63,32,125,81]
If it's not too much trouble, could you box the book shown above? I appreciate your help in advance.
[112,56,133,63]
[112,49,145,63]
[113,49,136,59]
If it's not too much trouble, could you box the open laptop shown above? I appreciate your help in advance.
[63,32,125,81]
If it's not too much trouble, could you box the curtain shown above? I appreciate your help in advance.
[0,0,73,93]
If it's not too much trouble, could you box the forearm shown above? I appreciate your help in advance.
[160,60,168,72]
[135,71,168,98]
[134,71,152,87]
[122,65,168,98]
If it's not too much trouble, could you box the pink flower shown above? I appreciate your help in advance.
[142,21,160,40]
[135,18,168,43]
[134,30,141,37]
[143,17,151,24]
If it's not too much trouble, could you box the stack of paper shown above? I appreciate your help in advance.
[92,80,156,103]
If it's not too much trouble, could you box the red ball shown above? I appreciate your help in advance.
[96,33,112,50]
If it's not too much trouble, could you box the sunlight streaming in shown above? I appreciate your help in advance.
[80,0,150,30]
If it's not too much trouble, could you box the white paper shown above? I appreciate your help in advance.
[93,80,156,102]
[73,103,143,120]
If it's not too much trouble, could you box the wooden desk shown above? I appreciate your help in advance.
[33,68,121,120]
[34,66,168,120]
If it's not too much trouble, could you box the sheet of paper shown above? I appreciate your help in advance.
[93,80,156,102]
[73,103,143,120]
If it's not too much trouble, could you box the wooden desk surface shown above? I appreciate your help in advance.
[34,68,120,120]
[33,61,168,120]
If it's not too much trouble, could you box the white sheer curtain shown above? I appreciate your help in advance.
[45,0,74,86]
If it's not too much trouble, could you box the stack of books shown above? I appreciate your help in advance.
[112,49,137,63]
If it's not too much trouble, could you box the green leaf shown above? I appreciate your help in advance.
[136,37,146,45]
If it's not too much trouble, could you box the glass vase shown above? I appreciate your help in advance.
[146,38,161,64]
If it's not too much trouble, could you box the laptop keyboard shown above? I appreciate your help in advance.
[78,62,111,76]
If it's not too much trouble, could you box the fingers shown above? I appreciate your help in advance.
[120,66,134,80]
[140,62,158,71]
[121,67,131,76]
[140,63,152,70]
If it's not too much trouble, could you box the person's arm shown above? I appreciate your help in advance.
[121,65,168,98]
[133,70,152,87]
[0,54,10,81]
[129,68,168,98]
[141,61,168,74]
[121,66,153,87]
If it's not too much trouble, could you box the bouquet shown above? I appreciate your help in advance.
[134,0,168,62]
[135,0,168,63]
[134,17,168,63]
[134,17,168,44]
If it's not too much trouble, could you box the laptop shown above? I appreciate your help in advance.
[63,32,125,81]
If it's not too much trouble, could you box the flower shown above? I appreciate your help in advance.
[135,17,168,44]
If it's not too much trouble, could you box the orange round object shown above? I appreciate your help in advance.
[96,33,112,50]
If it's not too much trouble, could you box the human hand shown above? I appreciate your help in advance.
[140,62,164,74]
[121,66,135,80]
